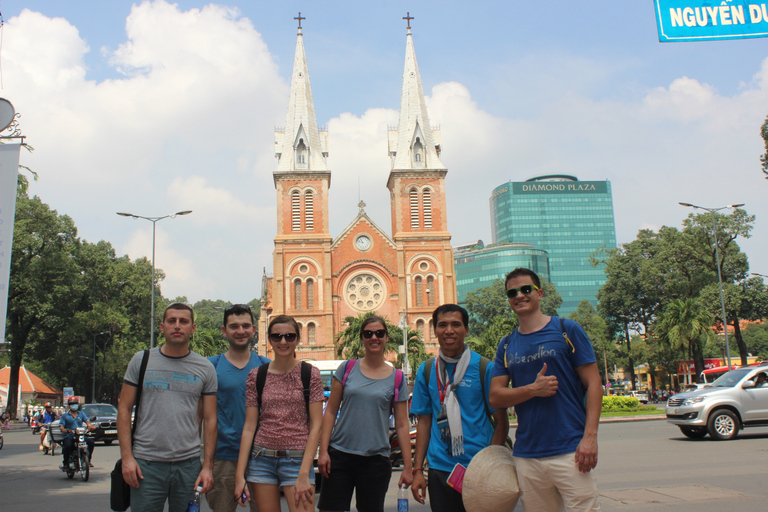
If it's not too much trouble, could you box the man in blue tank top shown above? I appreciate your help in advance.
[490,268,603,512]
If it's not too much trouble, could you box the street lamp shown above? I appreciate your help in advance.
[751,273,768,279]
[679,202,744,368]
[117,210,193,348]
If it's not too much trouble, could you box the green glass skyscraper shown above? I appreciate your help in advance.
[490,174,617,316]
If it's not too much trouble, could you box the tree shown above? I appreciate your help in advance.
[540,281,563,317]
[657,298,715,384]
[5,195,82,418]
[569,300,614,382]
[760,113,768,181]
[467,315,517,360]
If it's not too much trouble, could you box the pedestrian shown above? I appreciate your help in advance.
[206,304,270,512]
[235,314,323,512]
[410,304,510,512]
[317,315,413,512]
[116,302,218,512]
[490,268,603,511]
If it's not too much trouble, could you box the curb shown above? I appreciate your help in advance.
[508,414,667,428]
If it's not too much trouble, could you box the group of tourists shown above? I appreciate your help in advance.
[115,268,603,512]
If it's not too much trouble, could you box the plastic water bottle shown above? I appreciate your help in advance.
[398,484,409,512]
[185,485,203,512]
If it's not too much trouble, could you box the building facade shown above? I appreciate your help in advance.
[454,242,550,304]
[490,174,616,315]
[259,21,456,359]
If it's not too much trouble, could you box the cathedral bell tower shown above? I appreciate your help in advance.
[267,14,333,357]
[387,14,456,342]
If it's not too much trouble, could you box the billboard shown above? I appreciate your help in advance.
[655,0,768,41]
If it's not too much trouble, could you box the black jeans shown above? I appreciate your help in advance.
[317,447,392,512]
[62,435,95,465]
[428,468,466,512]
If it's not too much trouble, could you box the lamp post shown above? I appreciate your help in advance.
[751,272,768,279]
[679,202,744,368]
[117,210,193,348]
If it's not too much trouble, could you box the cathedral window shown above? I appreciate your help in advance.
[415,276,424,307]
[410,188,419,228]
[427,276,435,306]
[304,190,314,230]
[423,188,432,229]
[292,191,301,231]
[296,137,307,165]
[307,278,315,309]
[294,278,302,310]
[417,319,425,338]
[413,137,424,165]
[308,323,316,345]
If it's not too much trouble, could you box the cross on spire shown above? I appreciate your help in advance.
[295,12,305,30]
[403,12,414,29]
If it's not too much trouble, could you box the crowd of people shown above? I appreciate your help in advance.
[115,268,603,512]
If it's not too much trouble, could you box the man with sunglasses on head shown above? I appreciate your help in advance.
[410,304,510,512]
[206,304,270,512]
[490,268,603,512]
[117,302,218,512]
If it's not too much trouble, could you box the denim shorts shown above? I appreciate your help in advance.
[246,448,315,487]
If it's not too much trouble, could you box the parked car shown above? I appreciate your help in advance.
[666,365,768,440]
[81,403,118,445]
[629,390,649,404]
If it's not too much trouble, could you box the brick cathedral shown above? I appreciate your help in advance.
[258,18,456,361]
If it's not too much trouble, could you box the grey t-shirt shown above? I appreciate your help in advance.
[124,347,217,462]
[329,361,408,457]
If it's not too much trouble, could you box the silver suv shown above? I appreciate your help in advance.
[666,365,768,440]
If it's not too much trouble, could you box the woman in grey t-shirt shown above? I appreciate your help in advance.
[317,315,413,512]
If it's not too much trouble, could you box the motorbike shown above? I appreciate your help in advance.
[58,427,91,481]
[30,417,41,435]
[0,426,4,450]
[389,425,418,468]
[41,422,55,455]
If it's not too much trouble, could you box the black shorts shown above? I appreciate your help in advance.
[317,447,392,512]
[428,468,466,512]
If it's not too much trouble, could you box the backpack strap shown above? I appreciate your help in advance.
[255,363,269,411]
[423,356,436,388]
[212,354,223,369]
[393,369,403,403]
[131,349,150,443]
[560,317,575,353]
[479,356,492,425]
[341,359,357,387]
[300,361,312,419]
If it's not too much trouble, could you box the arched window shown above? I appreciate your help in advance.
[415,276,423,307]
[304,190,314,230]
[294,278,302,310]
[307,279,315,310]
[423,188,432,229]
[308,323,316,345]
[427,276,435,306]
[416,319,425,339]
[296,138,307,164]
[413,137,423,164]
[291,190,301,231]
[410,188,419,228]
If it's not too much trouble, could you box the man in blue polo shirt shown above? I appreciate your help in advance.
[411,304,509,512]
[206,304,270,512]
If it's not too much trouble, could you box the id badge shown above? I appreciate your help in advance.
[437,403,450,443]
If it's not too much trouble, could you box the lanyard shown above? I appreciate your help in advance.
[435,357,457,405]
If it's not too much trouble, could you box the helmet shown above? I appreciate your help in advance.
[44,402,52,408]
[67,396,79,405]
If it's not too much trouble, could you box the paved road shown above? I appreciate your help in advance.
[2,417,768,511]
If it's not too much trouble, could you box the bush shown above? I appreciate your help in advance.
[602,396,642,411]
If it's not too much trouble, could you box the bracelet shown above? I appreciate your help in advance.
[412,467,423,474]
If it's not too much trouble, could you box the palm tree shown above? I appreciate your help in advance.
[334,312,426,371]
[659,298,715,385]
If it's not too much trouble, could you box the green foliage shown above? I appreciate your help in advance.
[601,395,641,411]
[742,322,768,360]
[467,315,518,360]
[540,281,562,317]
[569,300,615,380]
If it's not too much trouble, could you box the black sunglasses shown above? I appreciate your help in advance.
[506,284,540,299]
[362,329,387,339]
[268,332,298,343]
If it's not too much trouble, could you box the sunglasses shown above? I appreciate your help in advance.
[268,332,298,343]
[362,329,387,339]
[506,284,540,299]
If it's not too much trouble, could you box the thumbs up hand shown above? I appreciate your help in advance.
[531,363,558,397]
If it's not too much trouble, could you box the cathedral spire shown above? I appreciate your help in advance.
[388,14,445,171]
[275,13,328,173]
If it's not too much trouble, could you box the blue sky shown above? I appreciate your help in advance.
[3,1,767,304]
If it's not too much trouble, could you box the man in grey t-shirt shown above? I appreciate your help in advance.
[117,302,218,512]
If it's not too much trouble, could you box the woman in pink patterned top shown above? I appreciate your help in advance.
[235,315,324,512]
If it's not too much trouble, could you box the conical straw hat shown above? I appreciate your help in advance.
[463,445,520,512]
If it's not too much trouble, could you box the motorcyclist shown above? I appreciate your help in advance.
[59,397,95,470]
[38,402,58,451]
